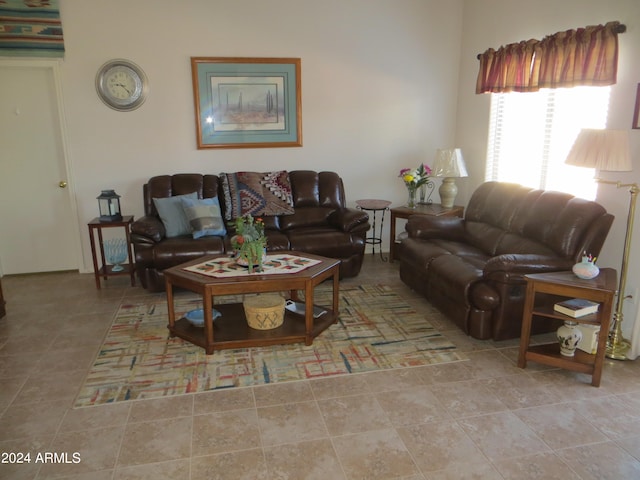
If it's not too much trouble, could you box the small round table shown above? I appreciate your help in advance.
[356,199,392,261]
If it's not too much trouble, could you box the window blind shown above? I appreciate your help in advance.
[485,86,611,200]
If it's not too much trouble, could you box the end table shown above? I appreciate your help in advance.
[389,203,464,262]
[88,215,135,289]
[356,199,391,261]
[517,268,617,387]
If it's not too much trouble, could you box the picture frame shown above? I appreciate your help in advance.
[191,57,302,149]
[633,83,640,130]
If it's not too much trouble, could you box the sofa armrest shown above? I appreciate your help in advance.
[406,215,466,241]
[328,208,369,232]
[131,215,165,243]
[483,254,574,282]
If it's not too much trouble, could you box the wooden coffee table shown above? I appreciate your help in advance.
[164,252,340,354]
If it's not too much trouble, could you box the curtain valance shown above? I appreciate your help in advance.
[476,21,623,94]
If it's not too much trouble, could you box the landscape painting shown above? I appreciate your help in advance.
[191,57,302,148]
[212,76,284,131]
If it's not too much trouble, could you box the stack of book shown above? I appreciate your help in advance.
[553,298,600,318]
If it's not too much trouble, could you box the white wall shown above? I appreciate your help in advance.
[58,0,463,271]
[457,0,640,343]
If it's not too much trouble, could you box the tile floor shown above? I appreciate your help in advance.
[1,255,640,479]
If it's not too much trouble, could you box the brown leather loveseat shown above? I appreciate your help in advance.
[398,182,614,341]
[131,170,370,291]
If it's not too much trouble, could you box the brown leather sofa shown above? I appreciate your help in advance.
[398,182,614,341]
[131,171,370,291]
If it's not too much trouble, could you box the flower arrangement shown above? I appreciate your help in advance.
[399,163,432,207]
[231,214,267,272]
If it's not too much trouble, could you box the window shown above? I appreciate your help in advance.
[485,86,611,200]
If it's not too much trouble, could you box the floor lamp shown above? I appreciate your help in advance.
[565,129,637,360]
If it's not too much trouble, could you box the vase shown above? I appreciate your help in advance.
[572,256,599,280]
[557,321,582,356]
[235,246,267,273]
[103,238,127,272]
[419,184,427,204]
[406,188,417,209]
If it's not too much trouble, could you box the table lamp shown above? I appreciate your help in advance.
[565,128,636,360]
[433,148,468,208]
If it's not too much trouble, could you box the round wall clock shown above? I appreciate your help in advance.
[95,59,149,111]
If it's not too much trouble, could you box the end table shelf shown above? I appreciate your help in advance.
[525,343,598,375]
[170,303,336,352]
[517,268,617,387]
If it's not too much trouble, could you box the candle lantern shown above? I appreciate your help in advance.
[97,189,122,222]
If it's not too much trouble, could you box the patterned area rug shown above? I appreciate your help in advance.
[74,284,466,407]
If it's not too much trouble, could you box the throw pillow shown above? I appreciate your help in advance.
[180,196,227,239]
[220,171,295,220]
[152,192,198,238]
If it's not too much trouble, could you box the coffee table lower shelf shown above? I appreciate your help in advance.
[525,343,596,375]
[168,303,336,351]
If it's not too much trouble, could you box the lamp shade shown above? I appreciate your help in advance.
[565,129,631,172]
[433,148,468,178]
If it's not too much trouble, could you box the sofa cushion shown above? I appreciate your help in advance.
[181,196,226,239]
[286,227,360,257]
[151,236,226,269]
[152,192,198,238]
[220,171,294,220]
[279,207,334,230]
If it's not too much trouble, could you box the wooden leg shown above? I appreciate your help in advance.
[125,224,135,286]
[517,281,536,369]
[591,297,614,387]
[97,228,107,281]
[304,282,314,345]
[165,279,176,336]
[203,293,215,354]
[389,211,397,262]
[88,226,101,289]
[332,268,339,323]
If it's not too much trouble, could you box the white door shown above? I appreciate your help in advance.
[0,62,79,274]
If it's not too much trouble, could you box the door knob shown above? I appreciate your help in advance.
[59,181,67,188]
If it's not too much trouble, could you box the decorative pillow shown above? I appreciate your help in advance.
[220,171,294,220]
[180,196,226,239]
[152,192,198,238]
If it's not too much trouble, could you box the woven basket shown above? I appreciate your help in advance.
[243,294,285,330]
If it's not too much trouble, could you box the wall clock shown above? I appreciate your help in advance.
[95,59,148,111]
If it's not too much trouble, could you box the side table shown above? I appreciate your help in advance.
[389,204,464,262]
[517,268,617,387]
[88,215,136,289]
[356,199,391,261]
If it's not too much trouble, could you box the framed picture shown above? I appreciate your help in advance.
[191,57,302,149]
[633,83,640,130]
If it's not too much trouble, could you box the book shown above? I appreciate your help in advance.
[576,324,600,354]
[553,298,600,318]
